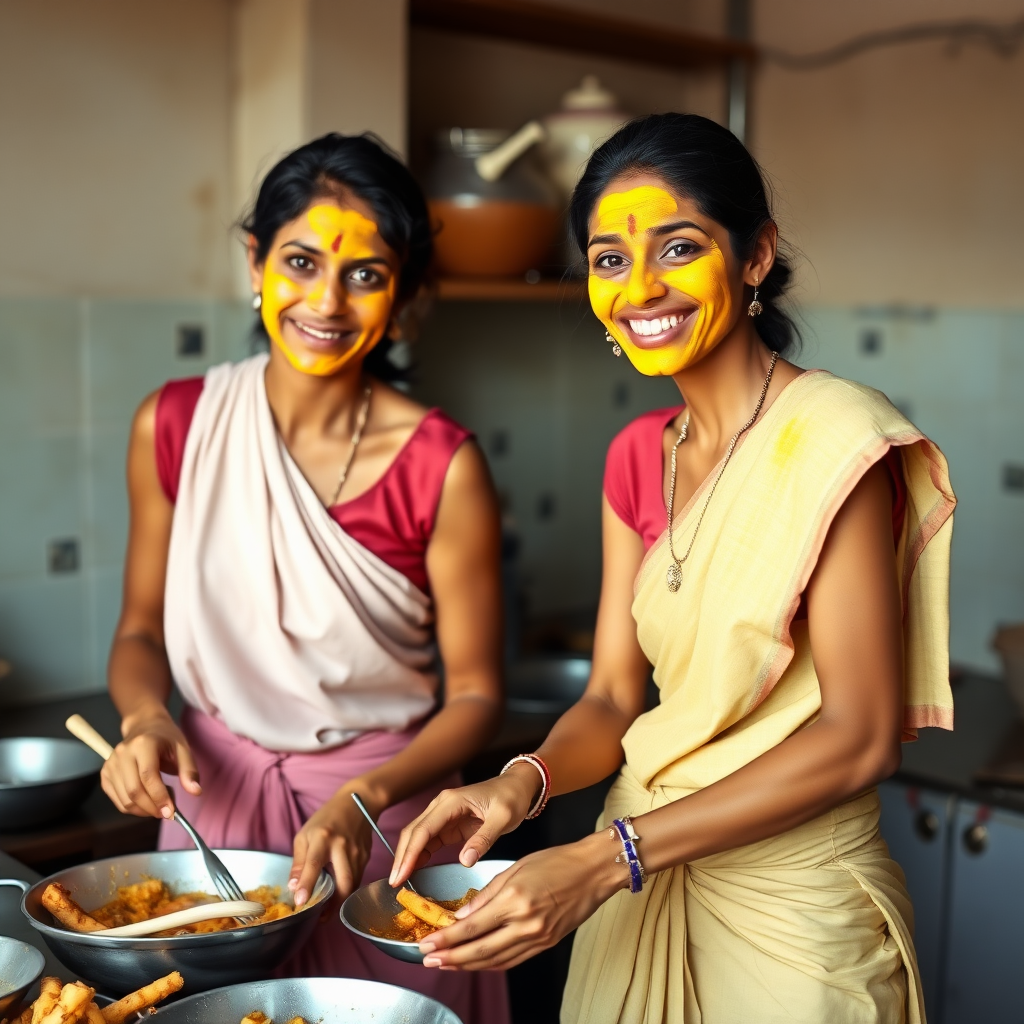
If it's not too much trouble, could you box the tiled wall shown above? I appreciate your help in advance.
[0,297,253,708]
[416,303,1024,673]
[1,298,1021,706]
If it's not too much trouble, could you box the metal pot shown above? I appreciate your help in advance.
[147,976,462,1024]
[426,128,560,279]
[0,849,334,996]
[0,738,103,830]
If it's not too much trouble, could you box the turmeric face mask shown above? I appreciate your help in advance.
[587,185,736,377]
[259,203,397,376]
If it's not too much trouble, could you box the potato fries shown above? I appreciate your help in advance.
[42,879,290,936]
[39,887,104,934]
[239,1014,307,1024]
[371,888,478,943]
[101,973,183,1024]
[15,972,182,1024]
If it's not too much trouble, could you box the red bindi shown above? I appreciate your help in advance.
[331,234,342,253]
[627,214,637,236]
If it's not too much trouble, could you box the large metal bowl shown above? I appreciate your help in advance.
[147,976,461,1024]
[506,657,590,715]
[0,849,333,996]
[0,936,45,1017]
[0,738,103,830]
[341,859,514,964]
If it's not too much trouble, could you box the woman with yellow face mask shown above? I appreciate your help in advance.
[101,134,509,1023]
[392,114,956,1023]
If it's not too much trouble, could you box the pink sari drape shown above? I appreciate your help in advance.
[160,706,510,1024]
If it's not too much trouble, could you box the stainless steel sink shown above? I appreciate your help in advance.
[506,657,591,715]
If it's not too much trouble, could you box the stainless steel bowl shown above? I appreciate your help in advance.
[0,738,103,830]
[0,936,45,1017]
[148,976,462,1024]
[1,849,334,996]
[506,657,590,715]
[341,859,514,964]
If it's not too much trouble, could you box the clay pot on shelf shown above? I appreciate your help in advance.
[426,127,560,279]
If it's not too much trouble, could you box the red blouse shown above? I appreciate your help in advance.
[603,405,908,551]
[155,377,471,594]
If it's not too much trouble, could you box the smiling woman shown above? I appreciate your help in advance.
[102,134,509,1024]
[389,115,955,1024]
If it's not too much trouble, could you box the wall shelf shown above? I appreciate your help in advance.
[410,0,756,72]
[436,276,587,301]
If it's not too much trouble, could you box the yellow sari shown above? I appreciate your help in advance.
[563,371,956,1024]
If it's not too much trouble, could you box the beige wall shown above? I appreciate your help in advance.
[752,0,1024,307]
[0,0,408,301]
[0,0,236,299]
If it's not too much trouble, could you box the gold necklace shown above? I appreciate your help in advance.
[665,351,778,592]
[329,382,372,506]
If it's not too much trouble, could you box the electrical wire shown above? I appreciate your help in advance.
[762,17,1024,70]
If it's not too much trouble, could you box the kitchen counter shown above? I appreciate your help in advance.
[898,671,1024,811]
[0,849,65,985]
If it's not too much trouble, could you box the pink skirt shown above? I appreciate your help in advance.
[159,705,509,1024]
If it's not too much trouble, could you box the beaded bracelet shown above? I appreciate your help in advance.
[500,754,551,819]
[609,815,647,894]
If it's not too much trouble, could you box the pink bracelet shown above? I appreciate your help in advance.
[500,754,551,819]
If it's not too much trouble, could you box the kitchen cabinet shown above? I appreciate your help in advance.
[941,800,1024,1024]
[877,780,953,1018]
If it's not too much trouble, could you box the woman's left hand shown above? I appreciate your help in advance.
[417,832,627,971]
[290,790,375,906]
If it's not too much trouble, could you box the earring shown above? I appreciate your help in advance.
[605,331,622,357]
[252,293,262,311]
[747,282,762,317]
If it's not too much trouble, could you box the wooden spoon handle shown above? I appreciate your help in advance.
[66,715,114,760]
[96,900,265,937]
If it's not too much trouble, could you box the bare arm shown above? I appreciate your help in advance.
[103,391,201,819]
[417,460,905,970]
[290,439,505,902]
[391,495,650,880]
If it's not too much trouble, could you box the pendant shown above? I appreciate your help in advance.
[666,561,682,592]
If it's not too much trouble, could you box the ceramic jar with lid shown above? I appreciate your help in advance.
[539,76,629,203]
[425,128,560,279]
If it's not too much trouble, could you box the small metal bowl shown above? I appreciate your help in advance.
[0,936,45,1018]
[0,738,103,830]
[147,976,462,1024]
[341,859,514,964]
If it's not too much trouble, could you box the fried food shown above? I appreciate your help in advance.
[16,974,178,1024]
[101,973,183,1024]
[239,1014,308,1024]
[45,878,292,937]
[40,887,104,934]
[372,888,478,943]
[396,890,457,929]
[37,983,94,1024]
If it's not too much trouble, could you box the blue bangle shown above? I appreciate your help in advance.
[610,817,646,894]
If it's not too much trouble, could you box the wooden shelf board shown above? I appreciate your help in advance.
[411,0,756,71]
[437,276,587,301]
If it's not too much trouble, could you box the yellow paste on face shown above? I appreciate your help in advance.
[588,185,736,377]
[261,204,395,376]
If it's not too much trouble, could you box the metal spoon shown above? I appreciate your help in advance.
[350,792,418,893]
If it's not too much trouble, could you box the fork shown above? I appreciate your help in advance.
[66,714,251,911]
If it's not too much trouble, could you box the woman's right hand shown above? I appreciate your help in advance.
[100,707,201,819]
[389,763,541,887]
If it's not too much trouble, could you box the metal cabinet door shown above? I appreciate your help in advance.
[942,800,1024,1024]
[877,781,952,1019]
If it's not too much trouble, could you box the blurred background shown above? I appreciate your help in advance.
[1,2,1023,1019]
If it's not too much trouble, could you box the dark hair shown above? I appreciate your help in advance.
[568,113,800,355]
[241,132,432,379]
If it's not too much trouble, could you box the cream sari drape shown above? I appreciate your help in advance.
[563,371,956,1024]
